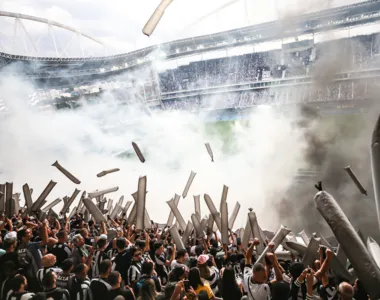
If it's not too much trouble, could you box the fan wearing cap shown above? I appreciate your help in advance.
[197,254,220,295]
[90,234,110,279]
[0,233,19,283]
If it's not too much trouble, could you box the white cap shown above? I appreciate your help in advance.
[99,234,108,240]
[4,231,17,241]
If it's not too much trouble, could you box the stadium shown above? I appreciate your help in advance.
[0,1,379,228]
[0,0,380,116]
[1,3,380,299]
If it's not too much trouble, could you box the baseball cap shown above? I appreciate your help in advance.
[4,231,17,241]
[99,234,108,240]
[197,254,209,265]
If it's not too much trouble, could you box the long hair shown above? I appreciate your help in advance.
[221,266,241,300]
[197,263,211,279]
[188,268,204,290]
[138,279,157,300]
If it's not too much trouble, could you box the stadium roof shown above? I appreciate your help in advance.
[1,0,380,86]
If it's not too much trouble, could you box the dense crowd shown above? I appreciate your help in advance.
[158,33,380,94]
[0,205,371,300]
[161,80,365,112]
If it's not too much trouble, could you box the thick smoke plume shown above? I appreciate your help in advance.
[0,71,310,230]
[276,39,380,240]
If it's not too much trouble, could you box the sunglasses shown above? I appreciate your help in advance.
[134,253,142,257]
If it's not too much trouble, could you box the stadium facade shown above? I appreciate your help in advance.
[1,0,380,115]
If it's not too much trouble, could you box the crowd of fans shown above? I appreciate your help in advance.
[158,33,380,94]
[0,207,370,300]
[161,80,368,112]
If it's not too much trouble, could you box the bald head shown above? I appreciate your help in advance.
[42,254,56,268]
[339,282,354,300]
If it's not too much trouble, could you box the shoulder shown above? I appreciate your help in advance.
[21,293,35,300]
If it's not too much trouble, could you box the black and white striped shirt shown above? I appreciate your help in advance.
[91,251,109,279]
[41,287,70,300]
[71,277,92,300]
[36,267,63,286]
[6,292,34,300]
[127,261,142,286]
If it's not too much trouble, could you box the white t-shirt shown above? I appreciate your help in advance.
[244,265,271,300]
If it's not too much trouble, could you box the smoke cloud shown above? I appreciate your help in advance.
[0,68,311,230]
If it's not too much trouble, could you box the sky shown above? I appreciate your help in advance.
[0,0,363,57]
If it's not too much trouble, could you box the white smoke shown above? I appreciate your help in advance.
[0,74,308,230]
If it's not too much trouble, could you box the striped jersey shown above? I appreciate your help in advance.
[70,277,93,300]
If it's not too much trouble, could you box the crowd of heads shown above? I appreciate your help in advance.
[0,204,372,300]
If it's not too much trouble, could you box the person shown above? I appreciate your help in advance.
[39,271,70,300]
[107,271,135,300]
[51,231,71,268]
[197,255,220,295]
[112,237,132,286]
[1,261,18,300]
[188,268,219,300]
[135,261,161,297]
[0,235,19,283]
[128,247,143,287]
[170,249,189,270]
[16,225,48,292]
[218,266,242,300]
[154,242,175,286]
[353,279,368,300]
[243,239,278,300]
[137,279,159,300]
[36,254,62,288]
[71,235,92,268]
[168,265,186,283]
[91,236,110,279]
[70,264,92,300]
[90,259,112,300]
[338,282,354,300]
[55,259,74,290]
[6,275,35,300]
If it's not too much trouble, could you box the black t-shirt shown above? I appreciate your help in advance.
[0,251,20,281]
[90,277,112,300]
[112,249,132,284]
[84,238,93,246]
[41,287,70,300]
[51,243,72,267]
[107,287,134,300]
